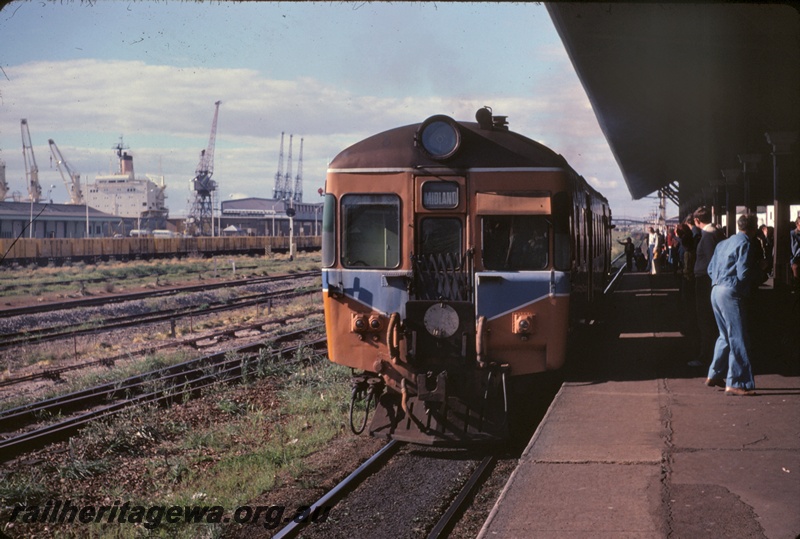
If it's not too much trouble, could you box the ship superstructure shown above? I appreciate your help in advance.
[85,139,168,230]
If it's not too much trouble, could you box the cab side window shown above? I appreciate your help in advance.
[321,193,336,268]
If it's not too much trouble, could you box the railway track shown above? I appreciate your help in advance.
[272,440,404,539]
[0,270,317,318]
[0,327,327,463]
[426,454,496,539]
[0,263,268,296]
[271,441,497,539]
[0,311,320,390]
[0,285,318,350]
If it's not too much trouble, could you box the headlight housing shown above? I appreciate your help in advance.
[416,115,461,160]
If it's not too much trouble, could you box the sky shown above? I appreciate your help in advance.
[0,1,665,221]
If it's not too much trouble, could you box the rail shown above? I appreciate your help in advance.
[0,270,318,317]
[0,328,327,462]
[0,311,321,389]
[602,250,627,296]
[426,454,496,539]
[272,440,403,539]
[0,285,318,350]
[604,263,626,295]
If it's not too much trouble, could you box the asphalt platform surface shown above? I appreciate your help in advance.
[479,272,800,539]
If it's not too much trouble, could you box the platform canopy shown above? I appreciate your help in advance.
[546,3,800,211]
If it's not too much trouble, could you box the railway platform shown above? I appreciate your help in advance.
[479,272,800,539]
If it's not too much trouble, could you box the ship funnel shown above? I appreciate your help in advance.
[120,152,134,177]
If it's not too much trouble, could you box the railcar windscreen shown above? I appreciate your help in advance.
[419,217,462,259]
[482,215,549,271]
[341,194,400,268]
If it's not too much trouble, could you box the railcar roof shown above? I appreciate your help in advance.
[329,120,569,170]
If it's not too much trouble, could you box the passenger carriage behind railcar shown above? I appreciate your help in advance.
[322,108,611,445]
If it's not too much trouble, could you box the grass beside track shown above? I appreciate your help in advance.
[1,252,336,538]
[0,346,352,538]
[0,252,320,304]
[0,252,322,411]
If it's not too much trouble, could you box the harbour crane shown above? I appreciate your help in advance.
[273,132,286,200]
[292,138,304,203]
[284,134,294,202]
[187,100,221,236]
[20,119,42,203]
[272,133,304,202]
[48,139,84,205]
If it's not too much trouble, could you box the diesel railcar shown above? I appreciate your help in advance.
[322,108,612,444]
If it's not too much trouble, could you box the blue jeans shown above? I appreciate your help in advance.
[707,285,755,389]
[646,244,654,271]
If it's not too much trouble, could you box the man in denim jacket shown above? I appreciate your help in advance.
[705,214,760,396]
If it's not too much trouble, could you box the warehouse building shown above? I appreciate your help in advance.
[0,201,119,239]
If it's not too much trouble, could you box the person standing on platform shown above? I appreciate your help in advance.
[677,220,696,278]
[689,207,726,368]
[705,214,760,396]
[791,217,800,293]
[651,228,663,275]
[760,224,774,276]
[618,237,635,271]
[676,221,697,335]
[666,226,678,270]
[646,227,657,272]
[752,225,768,276]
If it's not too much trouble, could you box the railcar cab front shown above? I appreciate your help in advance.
[321,108,603,445]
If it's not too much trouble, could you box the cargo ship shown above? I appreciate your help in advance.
[85,139,168,231]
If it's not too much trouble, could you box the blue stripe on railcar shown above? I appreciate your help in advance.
[475,271,570,321]
[322,268,411,316]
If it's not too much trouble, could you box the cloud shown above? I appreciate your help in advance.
[0,57,649,218]
[586,176,619,189]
